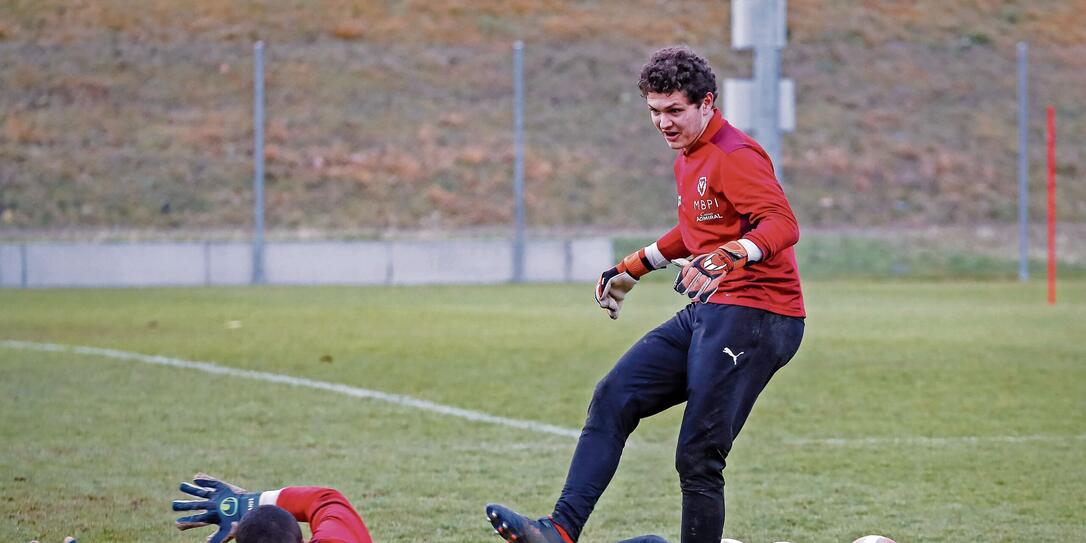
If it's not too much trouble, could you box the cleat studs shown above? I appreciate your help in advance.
[490,510,499,520]
[510,535,519,542]
[501,522,509,530]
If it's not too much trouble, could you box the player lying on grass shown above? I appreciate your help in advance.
[172,473,373,543]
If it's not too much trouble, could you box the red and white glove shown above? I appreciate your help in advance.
[595,246,664,319]
[673,240,749,303]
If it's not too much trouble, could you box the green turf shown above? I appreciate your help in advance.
[1,281,1084,542]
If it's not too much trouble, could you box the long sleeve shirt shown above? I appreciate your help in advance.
[267,486,374,543]
[656,109,805,318]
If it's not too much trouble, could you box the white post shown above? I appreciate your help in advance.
[753,0,783,169]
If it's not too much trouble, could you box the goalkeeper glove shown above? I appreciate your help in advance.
[595,247,663,319]
[173,473,262,543]
[674,240,749,303]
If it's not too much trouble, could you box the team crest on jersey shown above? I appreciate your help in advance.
[697,177,707,196]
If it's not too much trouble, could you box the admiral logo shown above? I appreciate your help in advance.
[677,195,682,208]
[697,213,723,222]
[697,176,707,196]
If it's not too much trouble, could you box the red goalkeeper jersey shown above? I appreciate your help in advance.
[275,486,373,543]
[656,110,805,318]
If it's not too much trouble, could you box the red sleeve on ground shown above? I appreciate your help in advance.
[277,486,373,543]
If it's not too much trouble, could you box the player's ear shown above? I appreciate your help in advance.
[701,92,714,113]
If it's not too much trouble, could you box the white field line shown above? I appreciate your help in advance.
[0,339,582,439]
[4,340,1083,449]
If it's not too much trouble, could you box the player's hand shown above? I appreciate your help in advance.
[595,266,638,319]
[673,241,748,303]
[173,473,261,543]
[595,247,662,319]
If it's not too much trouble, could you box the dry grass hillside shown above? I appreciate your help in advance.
[1,0,1083,234]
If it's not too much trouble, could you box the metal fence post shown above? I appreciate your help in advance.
[1017,41,1029,281]
[252,41,267,285]
[203,241,212,286]
[385,241,394,285]
[20,243,28,288]
[563,239,573,282]
[512,40,526,283]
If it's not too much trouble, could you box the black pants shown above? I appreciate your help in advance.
[551,303,804,543]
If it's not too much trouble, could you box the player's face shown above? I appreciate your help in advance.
[646,91,714,150]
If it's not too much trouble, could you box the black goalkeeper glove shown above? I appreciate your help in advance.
[172,473,262,543]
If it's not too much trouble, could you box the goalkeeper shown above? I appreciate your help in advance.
[172,473,372,543]
[486,46,805,543]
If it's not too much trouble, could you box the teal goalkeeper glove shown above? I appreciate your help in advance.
[173,473,262,543]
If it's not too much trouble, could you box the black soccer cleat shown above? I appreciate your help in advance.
[485,503,575,543]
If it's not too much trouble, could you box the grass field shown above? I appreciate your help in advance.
[1,280,1084,542]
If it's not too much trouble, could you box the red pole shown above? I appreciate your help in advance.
[1046,105,1056,305]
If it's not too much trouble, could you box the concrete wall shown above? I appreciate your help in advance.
[0,244,25,288]
[0,239,612,288]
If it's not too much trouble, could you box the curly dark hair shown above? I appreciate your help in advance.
[637,46,718,105]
